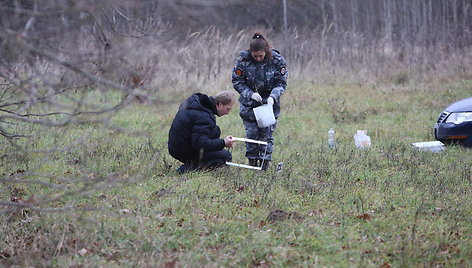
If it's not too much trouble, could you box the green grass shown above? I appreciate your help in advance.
[1,77,472,266]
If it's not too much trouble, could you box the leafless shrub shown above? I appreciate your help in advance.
[0,0,161,213]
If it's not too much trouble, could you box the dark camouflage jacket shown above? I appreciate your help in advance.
[232,49,288,122]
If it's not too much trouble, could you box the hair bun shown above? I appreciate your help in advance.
[252,33,264,39]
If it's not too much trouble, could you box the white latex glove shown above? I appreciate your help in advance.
[251,92,262,102]
[267,97,274,105]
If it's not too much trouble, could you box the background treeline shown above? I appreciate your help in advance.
[2,0,471,92]
[2,0,472,50]
[156,0,472,46]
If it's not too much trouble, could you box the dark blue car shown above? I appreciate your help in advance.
[434,97,472,147]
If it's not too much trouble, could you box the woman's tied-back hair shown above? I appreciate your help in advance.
[214,90,235,105]
[249,32,272,60]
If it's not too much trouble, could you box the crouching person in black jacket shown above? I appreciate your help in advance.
[168,90,236,173]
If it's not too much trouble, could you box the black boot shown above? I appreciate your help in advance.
[176,164,186,174]
[261,160,270,171]
[248,159,259,167]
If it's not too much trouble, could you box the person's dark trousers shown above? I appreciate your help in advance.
[173,149,232,173]
[242,119,275,161]
[199,149,232,168]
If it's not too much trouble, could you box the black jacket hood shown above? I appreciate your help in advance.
[180,93,218,116]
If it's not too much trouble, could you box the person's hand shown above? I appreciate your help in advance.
[267,97,274,105]
[251,92,262,102]
[224,135,235,148]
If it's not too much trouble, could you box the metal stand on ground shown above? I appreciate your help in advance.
[226,137,268,170]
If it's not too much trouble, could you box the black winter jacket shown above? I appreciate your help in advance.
[168,93,225,160]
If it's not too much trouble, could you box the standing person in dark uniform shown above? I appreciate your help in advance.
[168,90,236,173]
[232,32,288,171]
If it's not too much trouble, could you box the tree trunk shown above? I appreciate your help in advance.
[283,0,288,32]
[350,0,356,33]
[331,0,338,33]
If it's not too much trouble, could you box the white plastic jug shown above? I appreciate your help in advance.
[354,130,371,148]
[253,104,276,128]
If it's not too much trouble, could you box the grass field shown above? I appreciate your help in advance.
[1,31,472,267]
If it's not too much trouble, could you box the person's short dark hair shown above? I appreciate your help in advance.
[214,90,235,105]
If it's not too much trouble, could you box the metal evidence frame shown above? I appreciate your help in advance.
[225,137,268,170]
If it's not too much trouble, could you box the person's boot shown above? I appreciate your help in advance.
[248,159,259,167]
[261,160,270,171]
[177,163,198,174]
[176,164,186,174]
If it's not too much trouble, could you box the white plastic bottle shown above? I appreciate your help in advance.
[328,128,336,149]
